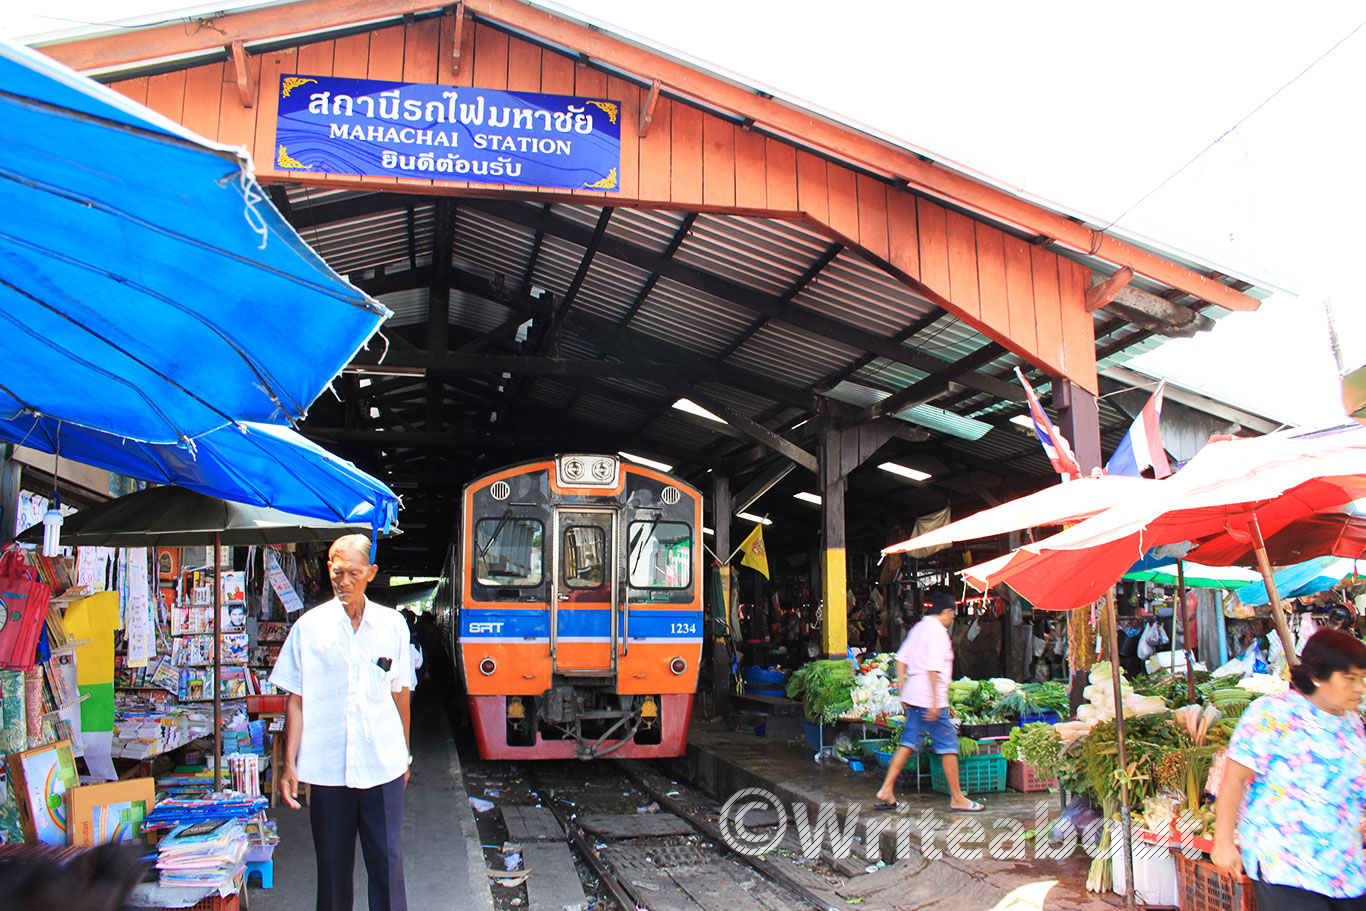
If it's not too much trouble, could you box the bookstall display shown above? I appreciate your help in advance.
[0,537,320,910]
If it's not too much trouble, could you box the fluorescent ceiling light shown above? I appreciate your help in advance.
[619,451,674,472]
[1010,414,1035,429]
[343,365,426,377]
[897,403,992,441]
[793,491,822,505]
[878,462,932,482]
[737,512,773,525]
[820,381,990,441]
[672,398,727,424]
[703,526,715,536]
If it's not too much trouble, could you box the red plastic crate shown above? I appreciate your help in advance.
[183,893,240,911]
[1174,852,1257,911]
[1006,759,1057,792]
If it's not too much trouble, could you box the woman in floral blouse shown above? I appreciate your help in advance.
[1213,627,1366,910]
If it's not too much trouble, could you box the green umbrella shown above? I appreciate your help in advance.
[1123,561,1261,590]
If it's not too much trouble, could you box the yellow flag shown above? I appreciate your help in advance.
[737,522,770,579]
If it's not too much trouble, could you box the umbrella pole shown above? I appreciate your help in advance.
[1106,588,1135,907]
[213,531,223,791]
[1247,517,1299,668]
[1176,560,1195,705]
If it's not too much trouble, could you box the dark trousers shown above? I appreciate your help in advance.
[1253,880,1366,911]
[309,775,407,911]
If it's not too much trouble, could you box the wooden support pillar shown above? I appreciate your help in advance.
[711,475,731,719]
[1056,380,1102,475]
[819,425,848,658]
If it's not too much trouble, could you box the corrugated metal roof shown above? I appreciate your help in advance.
[626,278,754,358]
[452,206,537,284]
[792,249,937,338]
[674,213,825,297]
[376,287,429,327]
[729,321,863,388]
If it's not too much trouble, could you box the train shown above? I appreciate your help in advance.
[442,454,703,760]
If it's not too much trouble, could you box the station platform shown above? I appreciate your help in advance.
[662,716,1126,911]
[250,700,494,911]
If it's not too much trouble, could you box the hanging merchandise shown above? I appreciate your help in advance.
[0,549,53,670]
[263,549,304,614]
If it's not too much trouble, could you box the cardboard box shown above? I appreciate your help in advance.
[6,739,78,845]
[66,777,156,846]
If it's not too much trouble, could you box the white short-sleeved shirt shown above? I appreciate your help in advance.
[269,598,412,789]
[895,617,954,709]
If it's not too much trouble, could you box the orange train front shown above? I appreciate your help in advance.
[453,454,702,759]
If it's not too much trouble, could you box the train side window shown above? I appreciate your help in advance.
[628,521,692,589]
[474,517,543,587]
[562,526,606,589]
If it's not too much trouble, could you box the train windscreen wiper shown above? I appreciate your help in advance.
[629,512,661,576]
[477,508,514,561]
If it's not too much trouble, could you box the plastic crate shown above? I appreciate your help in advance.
[958,722,1013,739]
[929,753,1006,794]
[1174,852,1257,911]
[858,738,891,759]
[186,893,241,911]
[1006,759,1057,792]
[973,738,1008,756]
[747,687,785,697]
[1018,711,1059,727]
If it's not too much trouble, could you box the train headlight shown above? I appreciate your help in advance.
[661,485,681,505]
[669,657,687,675]
[479,657,497,675]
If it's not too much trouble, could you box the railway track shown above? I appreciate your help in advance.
[460,753,840,911]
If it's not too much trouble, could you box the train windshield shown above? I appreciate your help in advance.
[474,517,543,586]
[627,520,692,589]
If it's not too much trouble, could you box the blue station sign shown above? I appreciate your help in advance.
[274,74,621,191]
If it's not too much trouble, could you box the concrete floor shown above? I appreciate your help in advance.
[664,719,1127,911]
[249,699,493,911]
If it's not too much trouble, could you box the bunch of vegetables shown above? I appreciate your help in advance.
[848,652,902,721]
[785,659,856,722]
[1019,681,1069,716]
[1001,722,1062,773]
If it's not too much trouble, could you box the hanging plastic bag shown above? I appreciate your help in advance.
[0,550,52,670]
[1241,640,1268,675]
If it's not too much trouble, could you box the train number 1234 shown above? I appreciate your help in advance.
[670,622,697,635]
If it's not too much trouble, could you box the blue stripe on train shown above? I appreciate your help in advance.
[462,607,702,639]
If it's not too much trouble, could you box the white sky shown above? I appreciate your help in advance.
[6,1,1365,427]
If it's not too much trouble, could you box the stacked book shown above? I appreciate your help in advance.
[154,818,249,893]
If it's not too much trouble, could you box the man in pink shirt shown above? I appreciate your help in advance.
[873,588,984,812]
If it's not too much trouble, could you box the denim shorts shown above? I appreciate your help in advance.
[898,705,958,754]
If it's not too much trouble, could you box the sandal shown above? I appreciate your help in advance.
[950,800,986,812]
[871,800,908,811]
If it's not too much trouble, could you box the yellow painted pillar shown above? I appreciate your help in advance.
[820,422,848,658]
[821,548,847,657]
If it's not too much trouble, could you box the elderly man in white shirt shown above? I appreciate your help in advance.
[271,534,413,911]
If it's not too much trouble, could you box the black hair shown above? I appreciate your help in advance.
[1290,627,1366,695]
[924,586,957,616]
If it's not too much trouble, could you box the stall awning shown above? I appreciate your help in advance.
[11,415,397,529]
[0,37,398,528]
[0,38,390,445]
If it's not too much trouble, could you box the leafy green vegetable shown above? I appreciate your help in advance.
[1019,681,1069,715]
[785,659,856,722]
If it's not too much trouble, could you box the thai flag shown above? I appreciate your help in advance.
[1106,383,1172,478]
[1014,367,1083,479]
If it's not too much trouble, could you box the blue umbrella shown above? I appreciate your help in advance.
[0,38,389,445]
[8,415,397,530]
[1235,556,1358,606]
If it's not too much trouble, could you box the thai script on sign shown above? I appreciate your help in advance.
[274,74,621,191]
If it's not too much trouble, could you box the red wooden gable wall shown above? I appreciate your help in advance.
[106,17,1098,391]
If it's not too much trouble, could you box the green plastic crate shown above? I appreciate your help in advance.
[929,753,1006,794]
